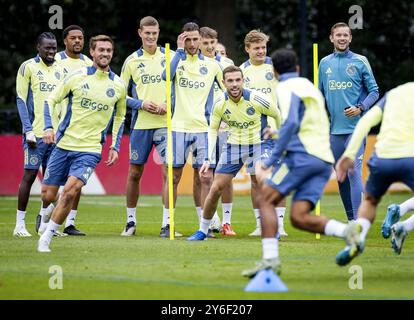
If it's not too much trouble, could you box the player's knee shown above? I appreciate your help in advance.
[172,172,182,186]
[161,168,168,181]
[210,182,224,197]
[290,211,305,229]
[60,187,78,205]
[261,186,278,205]
[365,194,380,206]
[41,187,53,203]
[22,169,37,184]
[199,174,213,186]
[128,165,143,181]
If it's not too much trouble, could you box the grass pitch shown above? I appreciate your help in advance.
[0,193,413,300]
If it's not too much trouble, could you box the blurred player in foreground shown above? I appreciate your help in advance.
[336,82,414,260]
[242,49,336,277]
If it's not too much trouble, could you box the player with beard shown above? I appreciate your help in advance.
[199,26,235,235]
[162,22,223,237]
[38,35,126,252]
[187,65,280,241]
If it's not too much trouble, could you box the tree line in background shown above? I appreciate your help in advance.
[0,0,413,132]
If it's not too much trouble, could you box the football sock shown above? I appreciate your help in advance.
[253,209,261,228]
[356,217,371,241]
[162,206,170,227]
[39,201,48,212]
[65,210,77,228]
[196,206,202,222]
[324,220,347,237]
[40,219,61,245]
[16,210,26,228]
[400,197,414,217]
[262,238,279,259]
[126,207,136,224]
[402,214,414,232]
[200,217,211,235]
[276,207,286,230]
[222,203,232,225]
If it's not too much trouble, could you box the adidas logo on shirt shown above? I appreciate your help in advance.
[326,67,332,74]
[37,70,43,76]
[81,83,90,96]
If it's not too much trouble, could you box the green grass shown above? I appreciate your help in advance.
[0,194,413,300]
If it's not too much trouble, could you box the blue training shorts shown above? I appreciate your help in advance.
[215,130,229,165]
[261,138,276,162]
[130,128,167,165]
[215,143,262,176]
[266,152,332,209]
[23,137,54,170]
[43,147,101,186]
[365,154,414,199]
[172,131,212,169]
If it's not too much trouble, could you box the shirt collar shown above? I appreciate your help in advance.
[88,65,113,77]
[141,46,160,56]
[333,48,352,57]
[279,72,298,82]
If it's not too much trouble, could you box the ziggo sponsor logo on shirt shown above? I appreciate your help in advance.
[179,78,206,89]
[80,98,110,111]
[329,80,353,90]
[227,120,255,129]
[39,82,57,92]
[141,74,162,84]
[248,87,272,94]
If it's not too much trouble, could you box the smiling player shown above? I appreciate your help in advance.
[38,35,126,252]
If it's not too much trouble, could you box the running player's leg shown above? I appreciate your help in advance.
[39,149,100,252]
[242,183,284,277]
